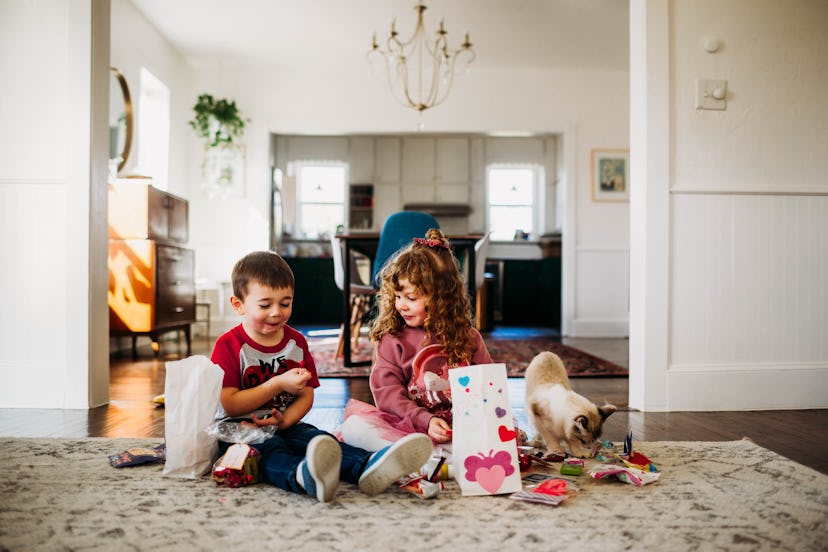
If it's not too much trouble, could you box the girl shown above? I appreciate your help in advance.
[339,229,493,453]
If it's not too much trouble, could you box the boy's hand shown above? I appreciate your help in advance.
[251,408,283,428]
[278,367,312,395]
[428,417,452,443]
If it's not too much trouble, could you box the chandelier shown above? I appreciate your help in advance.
[368,2,475,113]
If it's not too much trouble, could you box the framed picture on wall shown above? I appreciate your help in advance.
[590,149,629,202]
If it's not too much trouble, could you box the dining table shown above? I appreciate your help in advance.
[338,233,482,367]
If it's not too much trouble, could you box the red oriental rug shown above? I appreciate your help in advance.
[308,335,628,378]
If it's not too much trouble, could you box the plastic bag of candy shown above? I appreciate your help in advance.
[206,420,276,488]
[206,420,277,445]
[212,444,261,488]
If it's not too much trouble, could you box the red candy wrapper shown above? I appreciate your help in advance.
[212,444,261,488]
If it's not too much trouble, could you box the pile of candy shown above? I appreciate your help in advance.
[588,432,660,486]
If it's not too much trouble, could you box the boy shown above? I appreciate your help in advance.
[211,251,431,502]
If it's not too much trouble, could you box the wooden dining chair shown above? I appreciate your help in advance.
[331,235,375,358]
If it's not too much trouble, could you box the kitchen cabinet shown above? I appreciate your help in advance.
[500,257,561,328]
[283,257,343,324]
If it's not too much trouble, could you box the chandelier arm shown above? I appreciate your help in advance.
[420,45,443,108]
[431,65,456,108]
[387,54,420,110]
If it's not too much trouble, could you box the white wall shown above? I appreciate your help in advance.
[186,63,630,338]
[110,0,193,199]
[0,0,110,408]
[630,0,828,411]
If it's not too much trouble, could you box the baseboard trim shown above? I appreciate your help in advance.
[569,318,629,338]
[665,364,828,410]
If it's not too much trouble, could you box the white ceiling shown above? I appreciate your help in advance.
[128,0,629,72]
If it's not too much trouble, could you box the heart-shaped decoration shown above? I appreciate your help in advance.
[498,425,516,442]
[474,465,506,494]
[458,376,470,387]
[495,407,507,418]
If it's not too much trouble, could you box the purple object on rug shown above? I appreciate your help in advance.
[308,337,627,378]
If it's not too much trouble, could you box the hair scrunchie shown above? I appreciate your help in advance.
[412,237,449,249]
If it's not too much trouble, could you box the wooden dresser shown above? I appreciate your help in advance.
[108,182,195,357]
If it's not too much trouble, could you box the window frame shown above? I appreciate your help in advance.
[485,164,544,241]
[293,161,348,239]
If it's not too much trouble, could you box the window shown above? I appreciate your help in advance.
[486,165,542,241]
[137,67,170,190]
[295,163,347,239]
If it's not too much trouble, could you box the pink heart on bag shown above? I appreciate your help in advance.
[498,425,516,442]
[475,465,506,493]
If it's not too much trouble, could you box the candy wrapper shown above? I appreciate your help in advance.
[212,444,261,488]
[400,475,444,499]
[511,478,575,507]
[589,464,660,486]
[109,443,166,468]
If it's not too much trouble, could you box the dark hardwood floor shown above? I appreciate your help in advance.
[1,331,825,476]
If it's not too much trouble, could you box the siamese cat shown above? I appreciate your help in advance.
[525,351,617,458]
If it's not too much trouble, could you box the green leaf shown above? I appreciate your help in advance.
[188,93,250,148]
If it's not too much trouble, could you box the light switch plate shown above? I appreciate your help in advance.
[695,79,727,110]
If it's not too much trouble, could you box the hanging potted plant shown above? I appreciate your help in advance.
[189,93,250,198]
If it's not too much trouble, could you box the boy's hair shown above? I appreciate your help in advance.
[231,251,295,300]
[369,228,475,366]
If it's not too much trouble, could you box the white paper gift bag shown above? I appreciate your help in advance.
[163,355,223,478]
[449,363,522,496]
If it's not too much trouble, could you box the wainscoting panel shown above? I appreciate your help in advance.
[0,179,69,407]
[573,247,629,337]
[670,194,828,408]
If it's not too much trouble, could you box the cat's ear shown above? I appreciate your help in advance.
[574,415,589,430]
[599,404,617,420]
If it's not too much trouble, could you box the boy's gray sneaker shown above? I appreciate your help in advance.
[301,434,341,502]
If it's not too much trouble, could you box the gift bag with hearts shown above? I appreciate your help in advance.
[449,363,522,496]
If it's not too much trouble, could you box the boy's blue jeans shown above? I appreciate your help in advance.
[216,422,372,494]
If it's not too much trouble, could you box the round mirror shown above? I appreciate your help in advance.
[109,67,133,175]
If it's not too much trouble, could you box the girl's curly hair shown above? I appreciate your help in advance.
[369,228,475,366]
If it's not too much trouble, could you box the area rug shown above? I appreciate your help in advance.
[1,438,825,550]
[309,336,628,378]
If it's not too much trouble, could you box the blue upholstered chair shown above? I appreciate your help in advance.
[371,211,440,286]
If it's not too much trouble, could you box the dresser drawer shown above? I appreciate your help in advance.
[108,239,195,332]
[156,244,194,287]
[109,183,188,244]
[155,245,195,327]
[156,288,196,326]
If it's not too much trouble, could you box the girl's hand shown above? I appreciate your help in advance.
[278,367,312,395]
[428,417,452,443]
[251,409,283,427]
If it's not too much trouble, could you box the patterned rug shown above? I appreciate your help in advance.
[2,437,825,550]
[309,336,628,378]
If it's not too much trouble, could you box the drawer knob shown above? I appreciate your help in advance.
[174,307,184,313]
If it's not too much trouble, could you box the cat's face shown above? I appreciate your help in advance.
[565,404,617,457]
